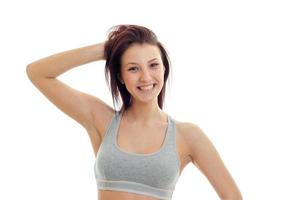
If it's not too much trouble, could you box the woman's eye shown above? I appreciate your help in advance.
[150,63,159,67]
[128,67,138,71]
[128,64,158,72]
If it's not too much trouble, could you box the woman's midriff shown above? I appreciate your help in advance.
[98,190,160,200]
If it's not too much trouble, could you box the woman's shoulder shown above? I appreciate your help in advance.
[92,106,116,136]
[172,118,205,139]
[171,115,200,131]
[173,119,209,155]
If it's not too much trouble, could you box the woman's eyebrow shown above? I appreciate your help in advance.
[126,58,158,66]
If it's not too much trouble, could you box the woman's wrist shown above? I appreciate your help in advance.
[90,42,106,61]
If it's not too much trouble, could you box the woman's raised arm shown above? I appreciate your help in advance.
[26,42,115,135]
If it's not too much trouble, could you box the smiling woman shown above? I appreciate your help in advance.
[103,25,171,113]
[118,43,166,107]
[26,24,242,200]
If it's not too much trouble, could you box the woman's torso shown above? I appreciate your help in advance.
[89,110,193,200]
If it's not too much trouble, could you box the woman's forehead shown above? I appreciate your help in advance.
[121,43,161,65]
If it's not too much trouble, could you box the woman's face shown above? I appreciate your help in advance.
[120,43,165,104]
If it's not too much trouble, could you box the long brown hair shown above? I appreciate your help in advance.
[103,24,171,113]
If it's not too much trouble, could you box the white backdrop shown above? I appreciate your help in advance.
[1,0,299,199]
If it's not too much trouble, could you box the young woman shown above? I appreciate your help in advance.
[26,24,242,200]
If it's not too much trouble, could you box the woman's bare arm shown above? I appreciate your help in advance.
[26,42,114,135]
[183,123,242,200]
[26,43,105,79]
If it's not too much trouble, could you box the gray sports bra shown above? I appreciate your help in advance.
[94,111,181,200]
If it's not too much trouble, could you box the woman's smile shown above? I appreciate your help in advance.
[137,83,156,91]
[136,84,157,95]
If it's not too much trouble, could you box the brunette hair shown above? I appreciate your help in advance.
[103,24,171,113]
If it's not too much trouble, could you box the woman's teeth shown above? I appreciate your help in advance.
[138,84,155,91]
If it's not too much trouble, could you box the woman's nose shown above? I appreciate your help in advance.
[140,69,151,81]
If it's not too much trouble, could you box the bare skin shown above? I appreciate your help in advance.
[27,42,242,200]
[91,108,192,200]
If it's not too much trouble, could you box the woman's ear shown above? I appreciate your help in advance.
[117,73,124,84]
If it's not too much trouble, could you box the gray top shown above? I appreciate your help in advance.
[94,110,181,200]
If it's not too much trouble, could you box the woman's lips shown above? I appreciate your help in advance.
[137,84,156,91]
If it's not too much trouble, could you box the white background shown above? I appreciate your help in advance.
[1,0,299,199]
